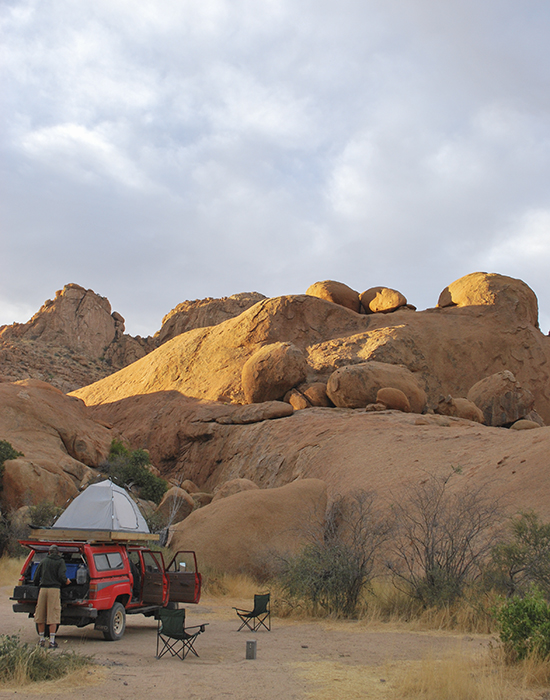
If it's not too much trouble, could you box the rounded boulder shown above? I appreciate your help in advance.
[376,387,411,412]
[437,272,539,327]
[327,361,427,414]
[242,342,308,404]
[467,370,535,427]
[360,287,407,314]
[306,280,361,313]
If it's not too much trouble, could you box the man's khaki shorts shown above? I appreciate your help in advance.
[34,587,61,625]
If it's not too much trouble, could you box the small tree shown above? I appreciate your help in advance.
[101,440,168,504]
[494,588,550,660]
[280,490,393,617]
[492,511,550,599]
[387,469,504,607]
[0,440,23,491]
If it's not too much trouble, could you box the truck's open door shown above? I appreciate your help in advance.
[140,551,168,606]
[165,551,201,604]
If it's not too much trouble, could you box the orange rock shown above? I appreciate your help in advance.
[327,362,427,413]
[360,287,407,314]
[168,479,327,575]
[212,478,259,503]
[242,342,307,404]
[157,292,266,344]
[467,371,535,426]
[510,420,541,430]
[0,379,111,509]
[435,395,485,423]
[284,388,311,410]
[306,280,361,313]
[155,486,195,525]
[300,382,332,407]
[437,272,539,327]
[376,387,411,412]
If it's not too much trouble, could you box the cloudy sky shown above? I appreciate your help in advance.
[2,0,550,336]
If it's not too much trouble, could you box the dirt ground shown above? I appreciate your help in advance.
[0,584,503,700]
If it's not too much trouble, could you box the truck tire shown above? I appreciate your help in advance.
[103,602,126,641]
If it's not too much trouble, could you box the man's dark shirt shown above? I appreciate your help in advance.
[33,553,67,589]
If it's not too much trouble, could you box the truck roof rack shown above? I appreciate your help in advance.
[27,529,160,543]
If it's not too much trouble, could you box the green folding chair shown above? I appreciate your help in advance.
[156,608,207,659]
[233,593,271,631]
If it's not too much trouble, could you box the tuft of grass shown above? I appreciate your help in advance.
[0,635,95,687]
[201,569,263,599]
[0,555,26,588]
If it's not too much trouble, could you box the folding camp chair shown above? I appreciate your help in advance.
[233,593,271,631]
[156,608,207,659]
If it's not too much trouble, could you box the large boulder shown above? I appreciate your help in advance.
[437,272,539,327]
[0,379,111,509]
[306,280,361,313]
[242,342,308,404]
[467,371,535,427]
[435,395,485,423]
[327,362,427,413]
[211,478,259,503]
[360,287,407,314]
[168,479,327,575]
[155,486,195,525]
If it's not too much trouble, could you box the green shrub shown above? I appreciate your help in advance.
[494,588,550,660]
[101,440,168,504]
[0,634,93,684]
[29,502,64,528]
[0,440,23,492]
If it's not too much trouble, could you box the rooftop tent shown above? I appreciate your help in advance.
[52,480,150,533]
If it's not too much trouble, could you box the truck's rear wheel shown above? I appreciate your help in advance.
[103,602,126,641]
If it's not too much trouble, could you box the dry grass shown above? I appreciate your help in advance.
[0,555,25,587]
[201,569,264,599]
[391,647,550,700]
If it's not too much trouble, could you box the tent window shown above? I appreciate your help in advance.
[94,552,124,572]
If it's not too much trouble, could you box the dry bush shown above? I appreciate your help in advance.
[388,469,505,607]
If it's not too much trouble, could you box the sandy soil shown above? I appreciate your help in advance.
[0,585,500,700]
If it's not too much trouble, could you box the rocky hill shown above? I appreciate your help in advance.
[1,272,550,573]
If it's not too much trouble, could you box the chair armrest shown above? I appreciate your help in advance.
[233,607,250,613]
[185,623,209,633]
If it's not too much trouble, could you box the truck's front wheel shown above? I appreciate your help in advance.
[103,602,126,641]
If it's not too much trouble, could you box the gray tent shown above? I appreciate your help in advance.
[53,480,150,533]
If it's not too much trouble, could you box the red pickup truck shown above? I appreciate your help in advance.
[12,538,201,641]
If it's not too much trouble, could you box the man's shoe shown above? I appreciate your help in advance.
[38,639,45,647]
[48,641,58,649]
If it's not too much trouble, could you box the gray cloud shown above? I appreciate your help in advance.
[1,0,550,336]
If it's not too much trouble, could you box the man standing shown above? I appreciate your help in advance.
[33,544,70,648]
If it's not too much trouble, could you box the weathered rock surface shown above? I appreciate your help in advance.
[306,280,361,313]
[360,287,407,314]
[0,284,155,392]
[168,479,327,575]
[467,371,535,427]
[0,379,112,509]
[157,292,266,345]
[376,387,411,412]
[72,279,550,425]
[437,272,539,327]
[155,486,195,525]
[212,478,259,503]
[327,361,427,413]
[284,388,311,410]
[435,396,485,423]
[242,342,308,404]
[299,382,332,407]
[510,420,541,431]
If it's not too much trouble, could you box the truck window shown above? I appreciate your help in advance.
[142,552,161,573]
[94,552,124,572]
